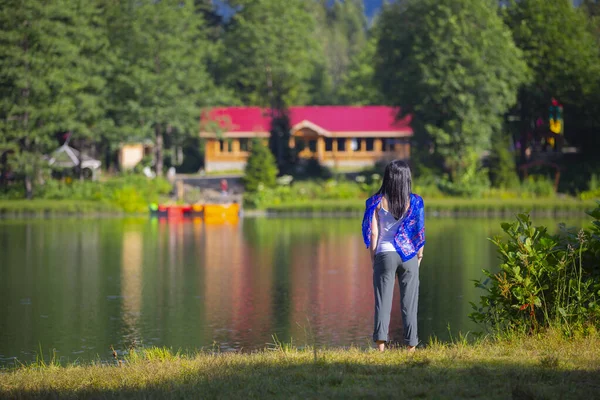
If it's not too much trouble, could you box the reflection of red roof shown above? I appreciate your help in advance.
[201,106,412,134]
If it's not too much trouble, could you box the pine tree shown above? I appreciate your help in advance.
[243,139,278,192]
[337,35,384,105]
[308,0,369,104]
[219,0,318,107]
[103,0,216,176]
[0,0,108,197]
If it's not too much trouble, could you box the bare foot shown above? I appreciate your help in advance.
[376,341,386,352]
[406,345,416,353]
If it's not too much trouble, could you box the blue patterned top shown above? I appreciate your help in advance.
[361,193,425,262]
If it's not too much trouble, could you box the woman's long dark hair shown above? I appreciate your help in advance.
[377,160,412,220]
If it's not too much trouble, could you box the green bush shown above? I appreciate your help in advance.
[470,206,600,335]
[437,174,490,197]
[580,189,600,201]
[0,200,121,215]
[488,133,520,190]
[579,175,600,200]
[520,176,556,198]
[243,179,365,209]
[0,175,172,213]
[243,139,278,193]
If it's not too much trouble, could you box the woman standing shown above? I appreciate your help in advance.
[361,160,425,352]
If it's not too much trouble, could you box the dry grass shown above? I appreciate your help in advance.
[1,332,599,399]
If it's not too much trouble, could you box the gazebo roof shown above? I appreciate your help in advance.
[48,145,101,169]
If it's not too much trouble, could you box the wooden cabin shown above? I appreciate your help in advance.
[200,106,413,172]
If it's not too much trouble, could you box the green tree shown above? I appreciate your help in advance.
[103,0,216,176]
[308,0,369,105]
[337,35,384,105]
[217,0,318,169]
[504,0,600,157]
[243,139,278,192]
[488,132,520,189]
[376,0,529,183]
[306,1,336,105]
[324,0,368,93]
[219,0,318,107]
[581,0,600,37]
[0,0,108,197]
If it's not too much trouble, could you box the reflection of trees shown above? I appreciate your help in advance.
[202,221,271,348]
[0,219,107,363]
[121,229,143,338]
[418,219,496,341]
[246,218,373,347]
[0,216,588,364]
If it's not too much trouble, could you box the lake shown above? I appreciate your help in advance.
[0,216,586,366]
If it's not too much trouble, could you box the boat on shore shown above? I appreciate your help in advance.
[149,202,241,222]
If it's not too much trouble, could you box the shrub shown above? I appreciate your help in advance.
[243,139,278,193]
[301,158,332,180]
[437,173,490,197]
[589,174,600,191]
[580,189,600,201]
[6,175,174,212]
[470,205,600,335]
[243,179,363,209]
[520,175,556,198]
[579,174,600,200]
[488,133,520,189]
[353,173,381,196]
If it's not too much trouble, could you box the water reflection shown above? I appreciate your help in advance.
[0,216,587,365]
[121,229,142,338]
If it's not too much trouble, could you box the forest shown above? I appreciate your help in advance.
[1,0,600,199]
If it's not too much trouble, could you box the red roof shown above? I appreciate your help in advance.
[202,106,412,134]
[290,106,411,133]
[202,107,270,133]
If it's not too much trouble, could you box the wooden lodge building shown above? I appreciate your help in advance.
[200,106,413,172]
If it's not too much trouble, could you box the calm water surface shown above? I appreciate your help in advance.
[0,216,585,365]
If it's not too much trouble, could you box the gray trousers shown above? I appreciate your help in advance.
[373,251,419,346]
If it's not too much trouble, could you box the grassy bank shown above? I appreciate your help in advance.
[1,333,599,399]
[0,200,123,216]
[1,197,595,218]
[0,176,173,216]
[264,198,596,217]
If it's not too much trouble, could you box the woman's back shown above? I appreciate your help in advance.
[376,205,402,254]
[376,196,407,254]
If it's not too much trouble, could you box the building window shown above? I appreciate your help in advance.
[382,139,395,152]
[308,140,317,152]
[219,140,233,152]
[337,139,346,152]
[239,138,249,152]
[366,138,374,152]
[351,138,362,152]
[295,138,306,151]
[325,138,333,151]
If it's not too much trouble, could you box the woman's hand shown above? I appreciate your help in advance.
[417,248,424,266]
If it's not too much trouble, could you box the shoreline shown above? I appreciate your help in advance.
[0,198,595,219]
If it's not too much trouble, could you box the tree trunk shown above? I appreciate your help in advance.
[78,147,84,181]
[24,175,33,200]
[155,124,163,177]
